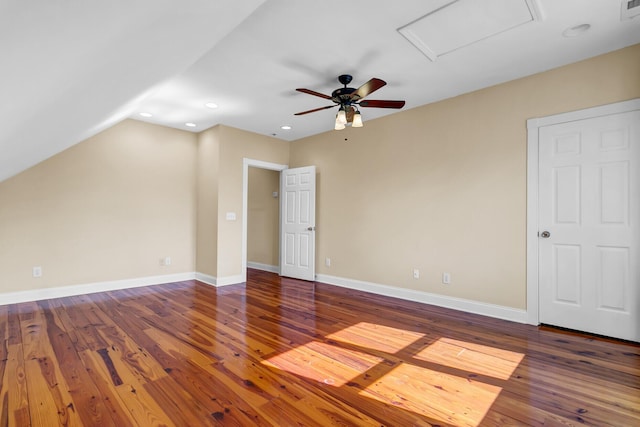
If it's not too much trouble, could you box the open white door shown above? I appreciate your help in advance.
[538,110,639,341]
[280,166,316,281]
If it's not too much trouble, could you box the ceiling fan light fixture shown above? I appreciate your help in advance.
[352,111,363,128]
[295,75,405,131]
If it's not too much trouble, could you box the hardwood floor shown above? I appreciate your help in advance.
[1,269,638,426]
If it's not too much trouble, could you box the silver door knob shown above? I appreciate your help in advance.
[540,231,551,238]
[307,226,315,231]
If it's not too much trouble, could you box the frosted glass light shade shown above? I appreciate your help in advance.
[352,112,363,127]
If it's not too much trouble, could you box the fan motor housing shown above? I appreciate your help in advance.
[331,87,358,104]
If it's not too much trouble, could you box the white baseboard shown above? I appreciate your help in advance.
[247,262,279,273]
[1,270,247,305]
[216,274,244,287]
[194,272,217,286]
[195,272,244,287]
[1,269,527,324]
[315,273,528,324]
[0,272,197,305]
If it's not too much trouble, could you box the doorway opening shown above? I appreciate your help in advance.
[241,158,288,282]
[247,167,281,273]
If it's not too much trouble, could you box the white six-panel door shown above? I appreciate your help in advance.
[280,166,316,281]
[538,110,639,341]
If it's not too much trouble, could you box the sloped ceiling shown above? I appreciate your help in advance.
[1,0,639,183]
[0,0,265,182]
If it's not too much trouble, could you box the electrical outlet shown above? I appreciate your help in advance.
[325,257,331,267]
[32,266,42,278]
[413,269,420,279]
[442,272,451,285]
[164,256,171,266]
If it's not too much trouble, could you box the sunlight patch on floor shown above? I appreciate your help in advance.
[359,361,502,427]
[263,323,526,426]
[325,322,425,353]
[262,340,383,387]
[414,337,525,380]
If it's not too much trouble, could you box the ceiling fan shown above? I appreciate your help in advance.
[295,74,405,130]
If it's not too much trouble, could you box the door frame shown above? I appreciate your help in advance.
[525,98,640,325]
[242,158,288,283]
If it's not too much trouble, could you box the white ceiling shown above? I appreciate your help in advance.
[1,0,639,182]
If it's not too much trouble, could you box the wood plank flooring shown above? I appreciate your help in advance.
[1,268,639,426]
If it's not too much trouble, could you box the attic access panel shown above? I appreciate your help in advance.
[398,0,543,61]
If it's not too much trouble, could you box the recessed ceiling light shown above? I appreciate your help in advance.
[562,23,591,37]
[205,102,218,109]
[281,125,292,130]
[139,112,153,117]
[185,122,197,127]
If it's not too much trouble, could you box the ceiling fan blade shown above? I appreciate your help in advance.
[353,78,386,99]
[296,88,332,100]
[359,99,405,109]
[294,105,336,115]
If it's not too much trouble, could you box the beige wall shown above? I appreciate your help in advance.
[216,125,289,278]
[247,167,280,267]
[1,45,637,309]
[0,120,289,293]
[289,44,640,309]
[196,126,220,277]
[0,119,197,293]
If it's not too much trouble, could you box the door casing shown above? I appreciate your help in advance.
[526,98,640,325]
